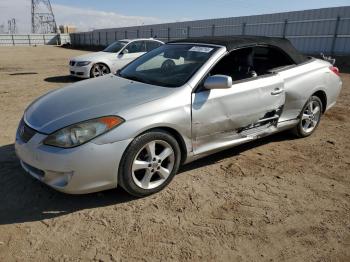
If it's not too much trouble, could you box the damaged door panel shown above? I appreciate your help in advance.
[191,73,285,155]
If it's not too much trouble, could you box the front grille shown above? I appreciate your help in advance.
[18,119,37,143]
[70,61,76,66]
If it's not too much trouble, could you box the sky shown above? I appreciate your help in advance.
[0,0,349,33]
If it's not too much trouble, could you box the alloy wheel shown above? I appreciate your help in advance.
[91,64,110,77]
[131,140,175,190]
[301,100,321,134]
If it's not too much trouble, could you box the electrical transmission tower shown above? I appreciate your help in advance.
[8,18,17,34]
[0,24,5,34]
[31,0,58,34]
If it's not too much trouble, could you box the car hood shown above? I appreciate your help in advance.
[72,51,115,62]
[25,75,177,134]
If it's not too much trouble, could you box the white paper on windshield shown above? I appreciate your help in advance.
[189,46,213,53]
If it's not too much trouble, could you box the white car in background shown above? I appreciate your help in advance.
[69,38,164,78]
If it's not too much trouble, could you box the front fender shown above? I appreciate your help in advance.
[92,87,193,154]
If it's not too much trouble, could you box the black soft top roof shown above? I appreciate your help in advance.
[169,36,307,64]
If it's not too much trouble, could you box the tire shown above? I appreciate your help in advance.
[292,95,323,138]
[118,130,181,197]
[90,63,110,78]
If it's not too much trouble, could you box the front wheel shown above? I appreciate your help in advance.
[90,63,110,78]
[292,95,323,138]
[118,130,181,197]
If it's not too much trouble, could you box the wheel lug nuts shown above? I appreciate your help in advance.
[158,160,161,163]
[153,158,156,161]
[151,169,154,172]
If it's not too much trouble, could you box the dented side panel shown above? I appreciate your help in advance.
[192,74,285,155]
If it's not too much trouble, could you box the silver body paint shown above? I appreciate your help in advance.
[15,44,342,194]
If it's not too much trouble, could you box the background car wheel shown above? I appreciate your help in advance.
[90,63,110,78]
[292,95,323,138]
[118,130,181,197]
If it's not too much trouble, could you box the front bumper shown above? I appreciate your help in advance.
[15,131,132,194]
[69,65,91,79]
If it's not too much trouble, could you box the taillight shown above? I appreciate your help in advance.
[330,66,340,76]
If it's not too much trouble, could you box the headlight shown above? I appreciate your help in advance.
[43,116,124,148]
[76,61,91,67]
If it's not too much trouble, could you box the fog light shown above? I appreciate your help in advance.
[44,170,74,188]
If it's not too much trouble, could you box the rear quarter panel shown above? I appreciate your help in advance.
[278,58,342,122]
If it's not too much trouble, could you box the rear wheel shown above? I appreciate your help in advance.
[90,63,110,78]
[118,130,181,197]
[292,95,323,138]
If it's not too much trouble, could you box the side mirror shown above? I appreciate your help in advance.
[204,75,232,90]
[121,48,129,55]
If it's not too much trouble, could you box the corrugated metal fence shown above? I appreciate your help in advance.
[71,6,350,55]
[0,34,70,46]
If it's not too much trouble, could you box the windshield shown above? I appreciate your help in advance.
[103,41,128,53]
[118,44,218,87]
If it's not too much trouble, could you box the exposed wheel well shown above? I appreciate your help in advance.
[312,90,327,113]
[141,127,188,165]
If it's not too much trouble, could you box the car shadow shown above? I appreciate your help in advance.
[0,131,295,225]
[44,75,81,83]
[0,144,137,225]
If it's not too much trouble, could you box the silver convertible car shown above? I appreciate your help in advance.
[15,36,342,196]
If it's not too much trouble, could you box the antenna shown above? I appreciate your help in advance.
[31,0,58,33]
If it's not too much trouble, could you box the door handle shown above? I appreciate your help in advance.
[271,87,284,95]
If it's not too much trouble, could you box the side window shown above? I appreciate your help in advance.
[253,46,294,75]
[125,41,146,53]
[210,47,256,82]
[209,46,295,82]
[146,41,162,52]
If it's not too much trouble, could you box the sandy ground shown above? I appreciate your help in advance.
[0,46,349,262]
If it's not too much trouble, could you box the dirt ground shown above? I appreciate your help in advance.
[0,46,349,262]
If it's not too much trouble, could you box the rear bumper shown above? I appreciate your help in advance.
[325,78,342,112]
[69,65,91,79]
[15,132,132,194]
